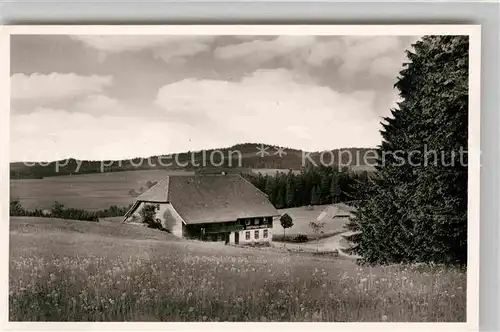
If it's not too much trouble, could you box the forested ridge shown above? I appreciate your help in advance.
[11,144,376,179]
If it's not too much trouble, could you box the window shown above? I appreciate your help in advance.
[245,219,251,226]
[255,230,259,239]
[245,231,250,240]
[253,218,259,225]
[263,230,268,238]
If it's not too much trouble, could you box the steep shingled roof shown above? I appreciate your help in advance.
[135,177,169,202]
[132,174,280,224]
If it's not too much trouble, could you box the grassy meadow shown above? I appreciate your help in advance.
[274,205,349,237]
[9,170,195,211]
[9,217,466,322]
[10,168,298,212]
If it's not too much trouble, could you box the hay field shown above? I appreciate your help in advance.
[9,217,466,322]
[10,170,194,211]
[274,205,348,237]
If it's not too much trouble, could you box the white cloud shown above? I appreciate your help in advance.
[152,41,211,64]
[285,125,313,140]
[155,68,384,152]
[214,36,317,64]
[10,35,419,162]
[10,107,196,161]
[11,73,112,101]
[306,39,343,66]
[70,94,166,118]
[369,56,404,77]
[214,35,417,78]
[10,68,395,161]
[72,35,215,63]
[338,36,407,77]
[72,36,175,53]
[73,94,120,114]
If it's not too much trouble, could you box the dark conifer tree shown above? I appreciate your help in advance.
[310,186,320,205]
[319,173,331,204]
[275,187,285,209]
[345,36,469,265]
[294,174,306,206]
[330,174,341,203]
[285,171,296,208]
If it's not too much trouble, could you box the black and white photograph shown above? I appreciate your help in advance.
[2,25,480,328]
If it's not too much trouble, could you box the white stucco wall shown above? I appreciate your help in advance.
[124,201,184,238]
[125,201,146,223]
[237,227,272,244]
[163,203,184,238]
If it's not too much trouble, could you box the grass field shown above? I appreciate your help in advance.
[9,217,466,322]
[274,205,349,237]
[9,169,296,212]
[10,170,195,211]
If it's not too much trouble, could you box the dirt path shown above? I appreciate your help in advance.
[273,231,361,259]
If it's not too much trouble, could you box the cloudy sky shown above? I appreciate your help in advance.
[10,34,419,162]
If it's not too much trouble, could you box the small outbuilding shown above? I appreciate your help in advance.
[315,203,356,223]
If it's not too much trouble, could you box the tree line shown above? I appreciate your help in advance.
[243,166,368,209]
[10,200,132,222]
[10,146,376,179]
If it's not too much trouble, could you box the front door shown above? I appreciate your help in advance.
[234,231,239,244]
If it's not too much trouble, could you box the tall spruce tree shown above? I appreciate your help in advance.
[330,175,341,203]
[345,36,469,265]
[310,186,320,205]
[275,186,285,209]
[285,172,296,208]
[319,174,332,204]
[264,175,273,197]
[294,175,306,206]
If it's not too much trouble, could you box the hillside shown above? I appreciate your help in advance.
[10,143,377,179]
[274,204,349,237]
[9,217,466,322]
[10,170,192,211]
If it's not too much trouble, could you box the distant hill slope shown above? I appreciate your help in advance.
[9,216,466,322]
[275,204,350,237]
[10,143,377,179]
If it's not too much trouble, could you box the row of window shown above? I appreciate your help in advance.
[243,217,272,226]
[245,229,268,240]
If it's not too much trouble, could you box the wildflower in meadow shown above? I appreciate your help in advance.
[311,310,322,321]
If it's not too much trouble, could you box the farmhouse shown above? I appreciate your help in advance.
[123,174,280,244]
